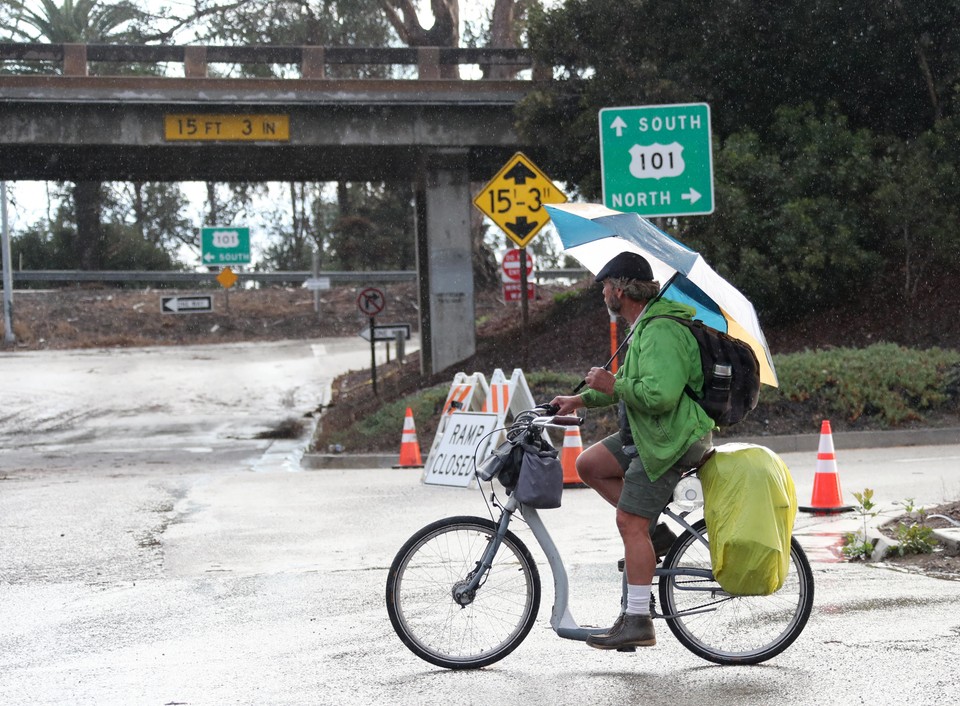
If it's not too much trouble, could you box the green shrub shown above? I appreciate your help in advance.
[320,383,450,450]
[892,498,938,557]
[842,488,878,561]
[894,523,936,556]
[762,343,960,425]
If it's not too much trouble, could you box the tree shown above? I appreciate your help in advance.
[325,182,415,270]
[259,182,329,271]
[521,0,960,150]
[869,121,960,304]
[681,105,885,324]
[380,0,459,78]
[0,0,147,46]
[187,0,394,78]
[13,185,181,272]
[120,182,194,254]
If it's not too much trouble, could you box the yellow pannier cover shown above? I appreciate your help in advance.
[698,443,798,596]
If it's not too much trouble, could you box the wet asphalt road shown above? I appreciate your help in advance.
[1,339,959,704]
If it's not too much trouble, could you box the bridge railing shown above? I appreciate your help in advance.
[0,42,549,81]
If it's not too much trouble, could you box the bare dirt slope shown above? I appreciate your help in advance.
[7,273,960,358]
[3,284,421,349]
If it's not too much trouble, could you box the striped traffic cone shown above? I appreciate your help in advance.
[394,407,424,468]
[799,420,854,514]
[561,426,587,488]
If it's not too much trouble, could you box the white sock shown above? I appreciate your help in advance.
[625,583,651,616]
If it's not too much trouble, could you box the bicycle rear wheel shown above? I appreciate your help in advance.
[658,519,814,665]
[385,516,541,670]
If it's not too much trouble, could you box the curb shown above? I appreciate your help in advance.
[302,427,960,470]
[933,527,960,551]
[867,527,960,561]
[717,426,960,454]
[303,453,398,470]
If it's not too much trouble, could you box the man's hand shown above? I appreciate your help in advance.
[585,366,616,396]
[549,394,582,416]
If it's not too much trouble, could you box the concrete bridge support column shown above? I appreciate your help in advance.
[415,149,475,377]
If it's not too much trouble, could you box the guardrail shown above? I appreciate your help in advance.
[0,42,547,81]
[11,269,588,286]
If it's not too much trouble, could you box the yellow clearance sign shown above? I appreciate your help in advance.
[164,114,290,141]
[473,152,567,248]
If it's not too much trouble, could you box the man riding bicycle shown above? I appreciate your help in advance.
[550,251,715,650]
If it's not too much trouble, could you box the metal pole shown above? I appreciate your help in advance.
[519,246,529,366]
[395,329,405,365]
[369,315,378,396]
[1,181,15,344]
[312,249,320,316]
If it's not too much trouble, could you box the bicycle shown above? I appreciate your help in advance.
[385,406,815,670]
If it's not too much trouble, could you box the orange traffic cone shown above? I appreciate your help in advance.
[394,407,424,468]
[561,426,587,488]
[799,420,854,514]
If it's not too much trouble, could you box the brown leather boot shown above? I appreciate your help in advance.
[593,612,625,639]
[586,614,656,650]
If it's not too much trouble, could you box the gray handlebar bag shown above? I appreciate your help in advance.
[513,442,563,509]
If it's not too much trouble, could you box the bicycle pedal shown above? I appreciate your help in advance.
[616,646,637,653]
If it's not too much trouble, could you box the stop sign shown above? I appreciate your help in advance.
[501,248,534,282]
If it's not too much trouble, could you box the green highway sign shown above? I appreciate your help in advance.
[201,226,251,265]
[599,103,714,217]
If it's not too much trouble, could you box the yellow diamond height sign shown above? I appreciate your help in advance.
[473,152,567,248]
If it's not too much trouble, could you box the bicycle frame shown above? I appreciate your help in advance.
[460,493,715,643]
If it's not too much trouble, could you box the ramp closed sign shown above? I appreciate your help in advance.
[423,413,500,487]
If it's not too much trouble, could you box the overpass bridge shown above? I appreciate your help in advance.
[0,43,557,374]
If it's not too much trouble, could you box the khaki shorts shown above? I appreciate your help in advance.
[600,432,713,519]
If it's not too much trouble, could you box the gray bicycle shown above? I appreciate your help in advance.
[386,407,814,670]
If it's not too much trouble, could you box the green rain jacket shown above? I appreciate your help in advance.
[580,297,716,481]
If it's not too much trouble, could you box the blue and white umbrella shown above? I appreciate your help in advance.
[546,202,778,386]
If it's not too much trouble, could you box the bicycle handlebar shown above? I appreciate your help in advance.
[532,415,583,427]
[508,405,583,439]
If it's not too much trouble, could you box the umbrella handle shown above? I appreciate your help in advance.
[571,328,634,394]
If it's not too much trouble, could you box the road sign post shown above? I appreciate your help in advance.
[1,181,14,344]
[357,287,386,395]
[599,103,714,217]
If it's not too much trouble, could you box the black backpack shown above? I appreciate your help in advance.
[650,315,762,427]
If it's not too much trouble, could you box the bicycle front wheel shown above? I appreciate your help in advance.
[658,519,814,665]
[385,515,541,670]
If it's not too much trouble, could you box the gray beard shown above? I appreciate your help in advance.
[606,296,622,316]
